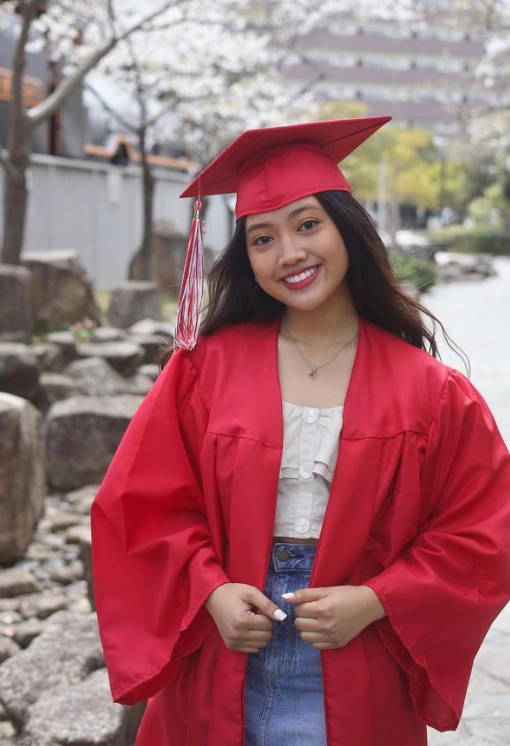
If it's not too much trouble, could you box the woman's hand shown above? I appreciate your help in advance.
[205,582,287,654]
[284,585,386,650]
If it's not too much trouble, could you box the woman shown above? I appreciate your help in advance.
[91,117,510,746]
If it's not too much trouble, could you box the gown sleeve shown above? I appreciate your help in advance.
[363,368,510,731]
[90,346,230,706]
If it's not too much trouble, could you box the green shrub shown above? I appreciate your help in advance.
[391,253,437,291]
[429,226,510,255]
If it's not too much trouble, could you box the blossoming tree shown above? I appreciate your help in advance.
[0,0,417,270]
[84,0,417,279]
[0,0,182,265]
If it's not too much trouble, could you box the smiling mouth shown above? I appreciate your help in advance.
[282,265,320,284]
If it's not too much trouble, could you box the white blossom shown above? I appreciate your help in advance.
[2,0,421,162]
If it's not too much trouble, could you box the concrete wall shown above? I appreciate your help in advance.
[0,153,233,288]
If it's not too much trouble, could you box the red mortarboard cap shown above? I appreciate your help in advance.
[180,116,392,219]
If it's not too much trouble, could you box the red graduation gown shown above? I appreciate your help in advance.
[91,317,510,746]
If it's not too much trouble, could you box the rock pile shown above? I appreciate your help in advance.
[46,395,144,491]
[435,251,496,282]
[107,282,162,329]
[0,485,146,745]
[0,267,32,344]
[21,251,101,334]
[0,395,45,564]
[0,309,174,745]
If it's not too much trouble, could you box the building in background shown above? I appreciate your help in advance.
[272,3,494,136]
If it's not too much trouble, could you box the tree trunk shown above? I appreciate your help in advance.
[128,129,154,281]
[1,114,31,265]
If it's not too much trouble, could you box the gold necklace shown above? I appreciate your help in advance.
[284,323,358,380]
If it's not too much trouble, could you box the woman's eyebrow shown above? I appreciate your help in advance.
[247,221,272,235]
[288,204,322,219]
[246,204,322,234]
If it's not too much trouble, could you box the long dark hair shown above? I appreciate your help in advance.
[163,191,466,368]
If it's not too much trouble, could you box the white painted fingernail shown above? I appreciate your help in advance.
[281,592,295,599]
[274,608,287,621]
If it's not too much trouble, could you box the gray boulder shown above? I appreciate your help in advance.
[31,342,65,373]
[0,394,45,564]
[65,357,152,397]
[34,595,67,620]
[76,341,144,376]
[64,485,99,516]
[0,568,38,598]
[0,637,20,664]
[107,282,162,328]
[435,251,497,282]
[0,265,32,344]
[128,333,167,365]
[0,344,40,400]
[0,611,104,728]
[46,396,143,490]
[128,318,174,338]
[33,372,79,415]
[22,250,101,333]
[45,331,78,366]
[138,363,160,382]
[130,219,215,296]
[91,326,128,343]
[20,668,144,746]
[128,319,173,366]
[13,618,46,648]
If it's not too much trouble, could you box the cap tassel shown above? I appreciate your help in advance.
[174,199,205,351]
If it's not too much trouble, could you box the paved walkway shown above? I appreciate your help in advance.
[427,603,510,745]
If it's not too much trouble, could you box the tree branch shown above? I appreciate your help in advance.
[124,36,145,107]
[0,138,15,177]
[141,17,242,33]
[27,0,175,128]
[273,37,327,97]
[145,101,177,130]
[123,35,149,136]
[106,0,117,37]
[83,82,137,134]
[11,0,38,122]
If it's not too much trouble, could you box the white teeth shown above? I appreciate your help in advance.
[283,266,318,284]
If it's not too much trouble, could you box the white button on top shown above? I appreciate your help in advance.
[299,464,313,480]
[303,408,318,424]
[296,517,310,533]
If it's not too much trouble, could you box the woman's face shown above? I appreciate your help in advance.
[245,195,350,313]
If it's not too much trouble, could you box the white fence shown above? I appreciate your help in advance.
[0,152,232,288]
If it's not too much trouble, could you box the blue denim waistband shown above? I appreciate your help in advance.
[270,542,317,572]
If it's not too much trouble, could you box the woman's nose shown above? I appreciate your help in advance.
[278,236,307,265]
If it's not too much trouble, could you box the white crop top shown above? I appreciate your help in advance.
[273,401,344,539]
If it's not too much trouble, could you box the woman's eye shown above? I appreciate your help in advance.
[300,219,319,231]
[253,235,272,246]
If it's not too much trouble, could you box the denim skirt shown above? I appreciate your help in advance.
[244,542,327,746]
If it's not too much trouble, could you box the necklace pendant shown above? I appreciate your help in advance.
[308,367,318,381]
